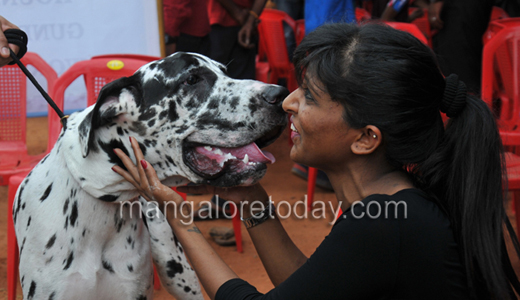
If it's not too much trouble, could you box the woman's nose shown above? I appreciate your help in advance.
[282,88,300,113]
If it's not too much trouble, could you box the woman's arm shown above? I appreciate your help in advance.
[113,137,307,295]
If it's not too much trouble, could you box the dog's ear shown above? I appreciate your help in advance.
[79,75,142,158]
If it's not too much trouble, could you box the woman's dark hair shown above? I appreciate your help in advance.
[293,22,520,299]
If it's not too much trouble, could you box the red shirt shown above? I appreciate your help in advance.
[207,0,254,27]
[163,0,211,37]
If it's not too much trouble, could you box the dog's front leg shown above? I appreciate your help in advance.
[140,197,203,300]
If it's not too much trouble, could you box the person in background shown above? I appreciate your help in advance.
[429,0,494,94]
[304,0,356,34]
[371,0,426,22]
[163,0,211,56]
[0,15,21,67]
[207,0,266,80]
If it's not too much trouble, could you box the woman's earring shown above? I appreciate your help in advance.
[372,134,377,139]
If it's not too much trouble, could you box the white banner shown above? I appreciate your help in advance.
[2,0,161,116]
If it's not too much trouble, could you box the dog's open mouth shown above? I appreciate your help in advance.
[183,125,284,184]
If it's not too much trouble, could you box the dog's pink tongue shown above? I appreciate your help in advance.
[195,142,275,164]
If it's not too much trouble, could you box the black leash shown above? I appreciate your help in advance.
[4,28,68,127]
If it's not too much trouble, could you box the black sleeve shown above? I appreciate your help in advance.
[216,195,401,300]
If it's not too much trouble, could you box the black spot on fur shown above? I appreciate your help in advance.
[136,295,147,300]
[129,121,147,136]
[229,97,240,109]
[98,139,129,169]
[138,108,157,121]
[116,126,124,136]
[147,119,156,127]
[127,236,133,244]
[63,251,74,270]
[184,286,191,293]
[127,264,134,272]
[79,177,86,181]
[99,194,119,202]
[158,109,168,120]
[40,183,53,202]
[70,201,78,227]
[26,216,31,229]
[207,97,219,110]
[63,198,69,215]
[64,216,69,230]
[137,142,147,156]
[166,259,184,278]
[168,101,179,121]
[82,229,86,237]
[46,234,57,249]
[40,154,49,164]
[102,260,115,273]
[28,281,36,299]
[48,291,56,300]
[165,155,176,167]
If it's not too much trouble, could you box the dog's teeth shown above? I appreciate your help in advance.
[243,154,249,164]
[214,148,224,156]
[204,146,213,151]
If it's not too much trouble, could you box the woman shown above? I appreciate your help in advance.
[113,22,520,299]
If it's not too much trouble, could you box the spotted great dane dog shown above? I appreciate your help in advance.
[13,52,288,300]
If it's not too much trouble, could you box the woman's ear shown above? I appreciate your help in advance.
[351,125,382,155]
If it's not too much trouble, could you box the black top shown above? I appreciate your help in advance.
[216,189,470,300]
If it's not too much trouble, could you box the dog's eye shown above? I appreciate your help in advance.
[184,75,200,86]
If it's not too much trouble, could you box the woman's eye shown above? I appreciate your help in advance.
[304,89,315,102]
[185,75,200,85]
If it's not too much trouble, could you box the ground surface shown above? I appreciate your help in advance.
[0,117,518,299]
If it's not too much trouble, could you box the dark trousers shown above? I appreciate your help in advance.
[177,33,211,57]
[209,25,256,80]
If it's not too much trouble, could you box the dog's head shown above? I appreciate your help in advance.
[77,52,288,191]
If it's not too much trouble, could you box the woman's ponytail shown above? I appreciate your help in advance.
[417,75,518,299]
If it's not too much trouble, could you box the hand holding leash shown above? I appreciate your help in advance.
[0,16,24,67]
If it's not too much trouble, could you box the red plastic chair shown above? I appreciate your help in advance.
[295,19,306,47]
[355,7,372,23]
[491,5,510,22]
[480,18,520,238]
[0,52,58,186]
[409,8,432,47]
[482,18,520,126]
[384,21,429,45]
[258,8,298,92]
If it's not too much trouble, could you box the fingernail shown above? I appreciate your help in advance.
[113,149,118,154]
[141,160,147,169]
[1,47,9,56]
[129,136,133,143]
[111,166,118,173]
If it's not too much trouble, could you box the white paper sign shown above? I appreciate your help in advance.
[2,0,161,116]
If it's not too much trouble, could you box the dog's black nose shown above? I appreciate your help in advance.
[261,86,290,104]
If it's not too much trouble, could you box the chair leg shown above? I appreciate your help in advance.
[514,191,520,241]
[8,175,24,300]
[230,204,243,253]
[307,167,318,211]
[153,265,161,290]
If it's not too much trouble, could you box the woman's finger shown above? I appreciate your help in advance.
[129,137,150,189]
[112,165,140,188]
[113,148,140,182]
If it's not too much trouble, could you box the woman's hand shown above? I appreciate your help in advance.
[0,15,20,67]
[112,137,184,208]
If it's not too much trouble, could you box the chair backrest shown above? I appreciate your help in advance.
[0,52,57,147]
[295,19,305,46]
[409,8,432,47]
[490,6,510,22]
[481,18,520,134]
[384,21,429,45]
[258,9,296,72]
[355,7,371,23]
[49,55,158,148]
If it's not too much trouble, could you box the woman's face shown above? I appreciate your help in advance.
[282,77,357,170]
